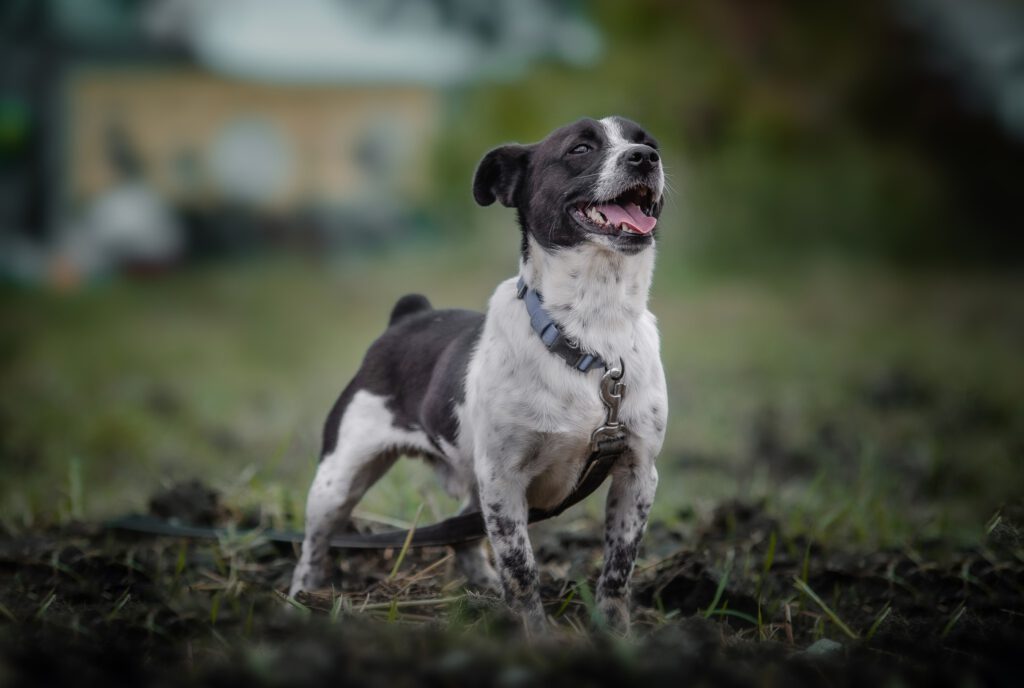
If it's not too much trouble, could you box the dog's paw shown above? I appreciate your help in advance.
[596,596,631,636]
[461,565,502,595]
[453,543,503,594]
[520,604,549,640]
[288,570,323,600]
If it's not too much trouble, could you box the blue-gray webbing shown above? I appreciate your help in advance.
[516,277,606,372]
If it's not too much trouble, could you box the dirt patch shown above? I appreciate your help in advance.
[1,491,1022,687]
[148,479,226,526]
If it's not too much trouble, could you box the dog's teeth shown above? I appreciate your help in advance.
[586,207,606,225]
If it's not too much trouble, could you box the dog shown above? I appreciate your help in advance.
[289,116,668,634]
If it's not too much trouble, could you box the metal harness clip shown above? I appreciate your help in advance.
[590,361,626,451]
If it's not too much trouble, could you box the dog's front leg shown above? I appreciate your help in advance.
[596,455,658,633]
[477,467,546,635]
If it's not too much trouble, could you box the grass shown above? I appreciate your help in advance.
[864,603,891,640]
[0,239,1022,553]
[941,603,967,640]
[33,591,57,621]
[388,503,424,580]
[702,549,735,619]
[792,576,858,640]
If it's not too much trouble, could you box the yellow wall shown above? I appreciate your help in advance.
[66,66,441,209]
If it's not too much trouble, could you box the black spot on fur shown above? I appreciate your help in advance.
[601,537,641,597]
[498,548,535,593]
[636,501,651,522]
[489,515,517,539]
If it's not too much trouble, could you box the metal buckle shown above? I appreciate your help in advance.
[590,360,626,451]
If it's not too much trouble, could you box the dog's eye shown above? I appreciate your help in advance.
[568,143,591,155]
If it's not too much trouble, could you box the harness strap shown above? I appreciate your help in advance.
[105,437,627,550]
[516,277,605,372]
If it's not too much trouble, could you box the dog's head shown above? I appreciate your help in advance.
[473,116,664,257]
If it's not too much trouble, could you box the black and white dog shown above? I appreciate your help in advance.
[290,117,668,633]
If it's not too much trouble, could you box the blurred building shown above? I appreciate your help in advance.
[0,0,599,280]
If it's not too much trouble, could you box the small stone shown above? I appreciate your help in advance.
[803,638,844,657]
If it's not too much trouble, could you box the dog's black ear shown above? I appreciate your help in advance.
[472,144,531,208]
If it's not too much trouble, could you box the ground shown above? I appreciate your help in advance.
[1,494,1022,687]
[1,244,1023,685]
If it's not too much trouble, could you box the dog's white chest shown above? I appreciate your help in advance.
[465,272,668,510]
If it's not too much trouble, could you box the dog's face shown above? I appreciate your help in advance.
[473,116,664,256]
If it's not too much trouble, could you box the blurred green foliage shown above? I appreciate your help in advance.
[432,0,1018,268]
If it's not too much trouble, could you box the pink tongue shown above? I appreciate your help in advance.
[594,202,657,235]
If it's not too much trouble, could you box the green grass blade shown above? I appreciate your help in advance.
[706,608,759,625]
[358,596,465,612]
[555,588,577,618]
[941,603,966,639]
[762,531,777,575]
[388,503,424,580]
[703,550,735,618]
[209,592,221,625]
[105,590,131,622]
[34,591,57,620]
[865,603,891,640]
[985,511,1002,536]
[274,590,311,616]
[575,578,605,631]
[330,594,345,623]
[175,542,188,578]
[792,576,858,640]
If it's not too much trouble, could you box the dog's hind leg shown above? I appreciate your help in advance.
[289,389,421,597]
[451,494,500,593]
[288,445,397,597]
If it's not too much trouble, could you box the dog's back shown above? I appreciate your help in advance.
[321,296,483,461]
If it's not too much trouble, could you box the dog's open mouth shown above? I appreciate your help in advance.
[573,185,658,236]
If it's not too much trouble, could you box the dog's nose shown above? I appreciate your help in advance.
[625,145,660,172]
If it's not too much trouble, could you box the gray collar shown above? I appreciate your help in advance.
[516,277,606,372]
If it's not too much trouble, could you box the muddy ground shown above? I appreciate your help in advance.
[1,484,1022,688]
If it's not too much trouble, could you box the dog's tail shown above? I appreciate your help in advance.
[388,293,432,326]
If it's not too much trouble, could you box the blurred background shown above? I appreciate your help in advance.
[1,0,1022,547]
